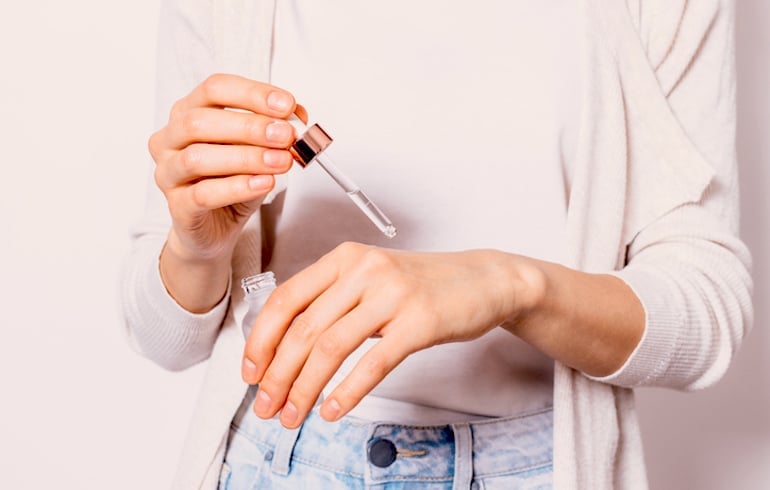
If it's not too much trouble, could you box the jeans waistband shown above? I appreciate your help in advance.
[230,388,553,487]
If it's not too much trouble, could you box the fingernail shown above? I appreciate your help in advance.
[267,91,292,112]
[322,398,341,421]
[254,389,272,416]
[265,120,293,144]
[249,175,272,190]
[281,400,299,427]
[263,149,288,168]
[242,357,258,380]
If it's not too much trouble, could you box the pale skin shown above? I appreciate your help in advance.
[149,73,645,430]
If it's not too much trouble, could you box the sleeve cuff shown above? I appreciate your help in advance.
[123,237,231,368]
[585,267,684,387]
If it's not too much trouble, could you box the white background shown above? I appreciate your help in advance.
[0,1,767,488]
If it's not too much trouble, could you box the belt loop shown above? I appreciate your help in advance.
[271,425,301,476]
[362,422,379,485]
[452,423,473,490]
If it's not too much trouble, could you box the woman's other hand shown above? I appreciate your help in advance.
[241,243,545,428]
[149,74,298,312]
[241,242,645,429]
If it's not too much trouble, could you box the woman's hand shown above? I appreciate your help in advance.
[148,74,300,311]
[241,242,646,429]
[241,242,546,429]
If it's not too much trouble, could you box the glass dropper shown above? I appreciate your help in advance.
[288,114,397,238]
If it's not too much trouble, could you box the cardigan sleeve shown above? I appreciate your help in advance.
[119,0,229,372]
[592,0,754,390]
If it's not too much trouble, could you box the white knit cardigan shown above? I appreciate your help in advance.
[121,0,753,488]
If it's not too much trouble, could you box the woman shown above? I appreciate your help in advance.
[121,0,752,488]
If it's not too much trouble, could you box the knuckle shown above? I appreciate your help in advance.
[179,146,203,175]
[288,383,316,405]
[241,116,262,141]
[265,286,295,311]
[360,247,394,272]
[387,274,414,300]
[169,99,186,121]
[244,340,266,365]
[200,73,227,99]
[334,382,360,406]
[147,131,162,159]
[316,331,345,360]
[261,368,288,388]
[289,314,321,344]
[339,241,364,253]
[181,111,205,138]
[190,184,210,208]
[248,85,268,109]
[238,146,259,173]
[333,241,366,258]
[231,176,249,196]
[360,353,390,380]
[152,165,166,191]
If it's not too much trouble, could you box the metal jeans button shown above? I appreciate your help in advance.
[368,438,398,468]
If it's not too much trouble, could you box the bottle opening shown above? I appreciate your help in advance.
[241,271,277,295]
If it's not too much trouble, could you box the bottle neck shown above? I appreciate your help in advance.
[241,271,277,296]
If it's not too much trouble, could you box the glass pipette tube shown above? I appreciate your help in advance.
[315,153,397,238]
[288,115,397,238]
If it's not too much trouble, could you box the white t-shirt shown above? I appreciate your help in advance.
[264,0,581,424]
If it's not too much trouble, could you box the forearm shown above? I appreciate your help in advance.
[500,254,645,378]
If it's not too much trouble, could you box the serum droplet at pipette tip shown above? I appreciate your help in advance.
[345,189,398,239]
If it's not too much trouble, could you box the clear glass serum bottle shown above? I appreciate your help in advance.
[240,271,277,339]
[239,271,325,410]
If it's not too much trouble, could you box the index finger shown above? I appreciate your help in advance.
[243,256,339,383]
[182,73,296,118]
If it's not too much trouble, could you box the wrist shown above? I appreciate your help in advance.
[159,231,233,313]
[500,256,645,376]
[497,254,552,330]
[164,227,236,265]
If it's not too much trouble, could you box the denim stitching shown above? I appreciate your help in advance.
[286,456,363,479]
[476,461,553,479]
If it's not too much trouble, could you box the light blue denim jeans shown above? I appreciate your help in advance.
[220,387,553,489]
